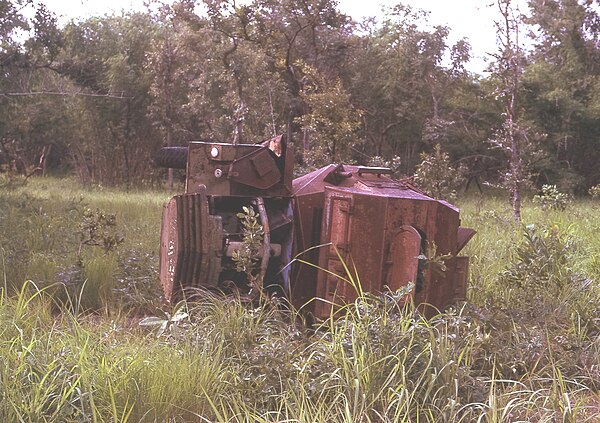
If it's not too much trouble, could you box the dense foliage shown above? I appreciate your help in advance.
[0,0,599,193]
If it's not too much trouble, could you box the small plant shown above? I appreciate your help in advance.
[139,300,189,337]
[231,205,264,290]
[501,223,577,299]
[367,155,402,177]
[419,240,453,276]
[79,208,125,254]
[533,184,570,210]
[413,144,467,202]
[0,173,27,189]
[588,184,600,199]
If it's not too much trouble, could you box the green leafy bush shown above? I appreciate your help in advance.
[79,208,125,253]
[413,144,466,202]
[588,184,600,199]
[501,224,576,297]
[231,205,264,291]
[533,184,570,210]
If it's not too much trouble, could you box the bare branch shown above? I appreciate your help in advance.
[1,91,132,99]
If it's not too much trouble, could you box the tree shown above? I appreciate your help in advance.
[295,63,361,168]
[0,0,32,64]
[0,0,65,175]
[152,0,354,154]
[521,0,600,191]
[147,4,188,190]
[346,4,475,173]
[249,0,353,149]
[489,0,527,222]
[158,0,284,143]
[47,12,161,185]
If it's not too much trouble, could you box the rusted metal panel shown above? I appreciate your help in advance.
[159,136,475,320]
[420,200,458,313]
[290,195,324,309]
[181,195,193,286]
[315,186,419,316]
[159,193,223,301]
[196,190,211,287]
[349,193,389,288]
[191,193,203,287]
[452,256,470,303]
[291,163,474,319]
[174,195,185,293]
[205,215,223,288]
[326,194,353,257]
[185,135,293,197]
[457,227,477,253]
[384,197,431,307]
[229,148,281,190]
[159,197,179,302]
[185,143,254,195]
[386,225,420,297]
[315,258,352,318]
[314,191,354,316]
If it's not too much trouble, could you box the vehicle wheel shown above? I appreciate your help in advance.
[154,146,188,169]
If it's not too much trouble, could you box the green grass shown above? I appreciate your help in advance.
[0,176,169,312]
[0,177,599,422]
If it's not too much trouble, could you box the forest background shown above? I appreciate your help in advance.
[2,0,599,197]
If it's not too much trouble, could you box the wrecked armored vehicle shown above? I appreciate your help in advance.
[155,135,475,318]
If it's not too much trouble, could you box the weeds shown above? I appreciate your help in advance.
[79,207,124,254]
[501,223,579,300]
[413,143,467,202]
[533,184,571,210]
[231,204,265,294]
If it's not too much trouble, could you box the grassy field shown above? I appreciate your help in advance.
[0,176,598,422]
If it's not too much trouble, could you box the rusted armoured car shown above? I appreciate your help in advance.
[155,135,475,318]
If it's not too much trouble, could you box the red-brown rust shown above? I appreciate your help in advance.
[157,138,475,318]
[291,164,473,318]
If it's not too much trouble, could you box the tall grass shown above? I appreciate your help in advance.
[0,177,167,312]
[0,178,598,422]
[2,285,596,422]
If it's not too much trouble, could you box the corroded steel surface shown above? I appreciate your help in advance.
[292,164,473,318]
[159,197,179,302]
[186,135,292,197]
[159,193,223,301]
[158,138,474,318]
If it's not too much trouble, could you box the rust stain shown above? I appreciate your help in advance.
[156,139,475,318]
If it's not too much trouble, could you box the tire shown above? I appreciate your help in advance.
[154,146,188,169]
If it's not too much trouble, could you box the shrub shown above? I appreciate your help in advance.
[588,184,600,199]
[501,224,576,297]
[367,155,402,177]
[0,173,27,189]
[79,207,124,253]
[533,184,570,210]
[413,144,466,202]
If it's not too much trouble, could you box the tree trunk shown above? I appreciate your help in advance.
[507,92,522,222]
[166,126,174,191]
[497,0,524,222]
